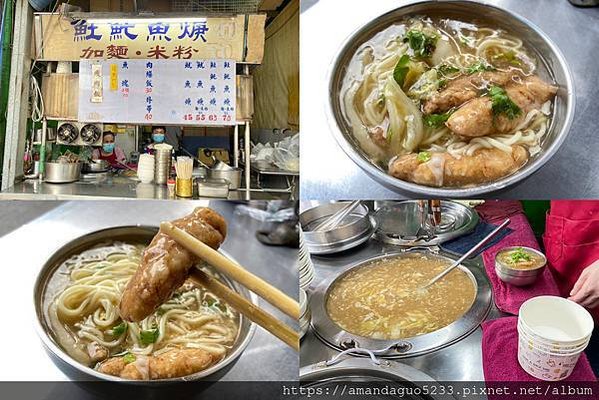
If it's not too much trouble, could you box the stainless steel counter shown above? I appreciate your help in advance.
[0,176,281,200]
[0,201,298,381]
[300,238,503,382]
[300,0,599,199]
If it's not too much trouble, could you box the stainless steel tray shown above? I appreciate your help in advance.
[372,201,479,246]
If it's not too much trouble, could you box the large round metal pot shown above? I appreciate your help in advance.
[327,0,575,197]
[44,162,82,183]
[301,358,449,399]
[310,249,492,358]
[208,168,242,190]
[33,225,257,382]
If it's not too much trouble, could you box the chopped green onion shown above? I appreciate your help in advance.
[403,30,438,58]
[140,329,159,345]
[423,112,452,128]
[487,86,522,120]
[416,151,432,163]
[122,353,136,364]
[510,247,532,263]
[466,61,494,75]
[111,322,127,336]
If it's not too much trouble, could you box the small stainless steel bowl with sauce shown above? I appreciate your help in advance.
[494,246,547,286]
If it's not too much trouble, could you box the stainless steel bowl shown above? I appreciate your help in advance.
[327,0,575,197]
[33,226,257,382]
[82,160,109,173]
[208,168,242,190]
[44,162,82,183]
[310,249,492,358]
[495,246,547,286]
[300,202,373,255]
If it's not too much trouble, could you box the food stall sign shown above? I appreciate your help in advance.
[33,14,266,63]
[78,59,236,126]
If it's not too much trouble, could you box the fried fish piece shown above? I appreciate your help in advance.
[119,207,227,322]
[422,71,518,114]
[99,349,214,380]
[388,146,529,187]
[446,75,557,137]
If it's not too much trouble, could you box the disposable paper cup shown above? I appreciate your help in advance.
[517,320,589,353]
[519,296,594,344]
[518,336,584,381]
[517,296,593,380]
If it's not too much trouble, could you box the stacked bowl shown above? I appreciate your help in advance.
[154,146,173,185]
[299,289,311,339]
[299,230,315,290]
[137,154,155,183]
[517,296,594,381]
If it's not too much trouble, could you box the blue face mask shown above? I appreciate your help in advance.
[152,133,165,143]
[103,143,115,153]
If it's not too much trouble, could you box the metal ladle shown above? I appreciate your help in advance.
[421,218,511,290]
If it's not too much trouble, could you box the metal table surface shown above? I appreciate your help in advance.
[0,177,279,200]
[300,238,502,382]
[0,200,298,381]
[300,0,599,200]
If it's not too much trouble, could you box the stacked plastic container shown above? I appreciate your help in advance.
[518,296,594,381]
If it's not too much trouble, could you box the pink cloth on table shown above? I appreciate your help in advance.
[482,317,596,382]
[476,201,560,315]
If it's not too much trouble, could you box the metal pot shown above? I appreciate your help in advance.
[208,168,242,190]
[33,226,257,382]
[300,202,373,255]
[82,159,109,173]
[44,162,82,183]
[301,357,443,394]
[310,248,492,358]
[327,0,575,197]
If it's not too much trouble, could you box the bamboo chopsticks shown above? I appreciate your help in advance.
[160,221,300,351]
[189,269,299,351]
[160,221,300,320]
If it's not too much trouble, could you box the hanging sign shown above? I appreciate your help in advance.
[78,59,236,126]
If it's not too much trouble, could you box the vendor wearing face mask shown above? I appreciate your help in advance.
[145,126,167,153]
[92,131,127,168]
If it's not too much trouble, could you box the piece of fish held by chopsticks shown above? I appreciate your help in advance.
[388,146,528,187]
[119,207,227,322]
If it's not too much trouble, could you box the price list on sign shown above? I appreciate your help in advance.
[78,59,236,125]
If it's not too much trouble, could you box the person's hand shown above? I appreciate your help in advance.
[568,260,599,309]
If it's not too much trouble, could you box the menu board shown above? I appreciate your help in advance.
[78,59,236,126]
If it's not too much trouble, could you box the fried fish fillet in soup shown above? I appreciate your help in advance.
[341,17,558,187]
[49,207,239,380]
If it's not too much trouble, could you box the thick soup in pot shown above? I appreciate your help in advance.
[326,253,476,340]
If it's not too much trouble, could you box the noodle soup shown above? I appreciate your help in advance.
[341,16,557,188]
[326,253,476,340]
[44,242,239,379]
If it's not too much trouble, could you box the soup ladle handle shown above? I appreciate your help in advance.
[422,218,511,289]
